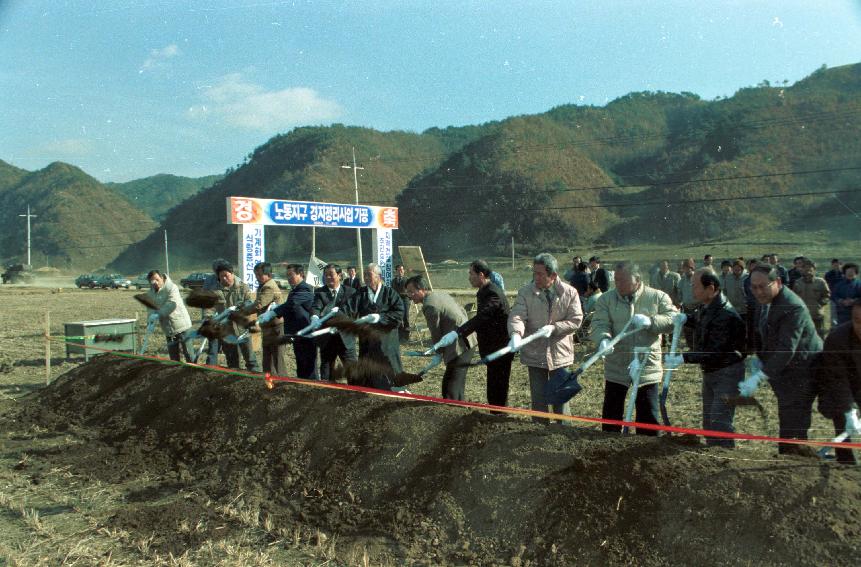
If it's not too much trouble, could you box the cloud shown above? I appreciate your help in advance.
[40,138,95,156]
[140,44,180,72]
[187,73,343,131]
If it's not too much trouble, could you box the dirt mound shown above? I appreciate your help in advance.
[4,355,860,565]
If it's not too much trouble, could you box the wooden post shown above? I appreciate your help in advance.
[45,311,51,385]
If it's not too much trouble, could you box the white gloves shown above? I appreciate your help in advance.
[540,324,555,337]
[631,314,652,330]
[433,330,459,351]
[664,353,684,370]
[508,333,523,351]
[355,313,381,325]
[738,370,766,397]
[257,310,277,325]
[845,409,861,436]
[147,312,160,325]
[309,314,321,330]
[598,338,614,356]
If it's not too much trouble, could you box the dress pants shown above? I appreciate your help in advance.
[486,353,513,407]
[441,348,474,400]
[293,337,318,379]
[768,369,816,453]
[319,336,357,381]
[601,381,660,435]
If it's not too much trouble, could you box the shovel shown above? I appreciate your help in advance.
[817,431,850,459]
[720,393,768,421]
[543,319,641,407]
[460,326,554,368]
[296,307,340,337]
[139,319,156,355]
[622,346,652,434]
[393,354,443,387]
[659,312,687,426]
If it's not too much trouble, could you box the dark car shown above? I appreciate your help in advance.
[180,272,209,289]
[96,273,132,289]
[75,273,98,288]
[132,273,150,290]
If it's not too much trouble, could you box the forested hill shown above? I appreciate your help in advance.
[0,162,155,269]
[106,173,223,221]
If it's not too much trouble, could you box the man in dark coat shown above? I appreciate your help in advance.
[391,264,411,343]
[342,266,361,290]
[272,264,317,379]
[817,298,861,464]
[589,256,609,293]
[740,264,823,454]
[346,263,404,373]
[455,260,514,406]
[312,263,357,381]
[666,268,746,447]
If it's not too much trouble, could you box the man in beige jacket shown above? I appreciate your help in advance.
[792,259,831,338]
[591,261,678,434]
[509,253,583,418]
[253,262,286,375]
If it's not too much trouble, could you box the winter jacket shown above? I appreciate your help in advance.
[253,278,283,346]
[147,277,192,337]
[832,278,861,325]
[220,278,255,335]
[509,278,583,370]
[682,293,746,374]
[816,321,861,419]
[590,284,678,386]
[792,277,830,322]
[346,284,405,373]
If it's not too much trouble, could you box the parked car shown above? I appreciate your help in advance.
[180,272,209,289]
[75,273,98,288]
[96,273,132,289]
[132,273,151,290]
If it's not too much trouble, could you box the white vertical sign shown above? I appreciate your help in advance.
[372,228,393,285]
[238,224,265,291]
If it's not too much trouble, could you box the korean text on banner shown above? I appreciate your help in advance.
[227,197,398,230]
[373,229,393,285]
[240,224,265,291]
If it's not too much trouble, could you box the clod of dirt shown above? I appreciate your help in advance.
[3,355,860,565]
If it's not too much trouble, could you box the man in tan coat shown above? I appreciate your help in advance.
[509,253,583,418]
[406,275,476,400]
[253,262,286,375]
[792,259,831,338]
[591,261,678,434]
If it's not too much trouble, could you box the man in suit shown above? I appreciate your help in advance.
[740,264,823,454]
[272,264,317,379]
[455,260,514,406]
[406,275,476,400]
[817,298,861,464]
[313,263,357,381]
[342,266,361,290]
[346,263,404,373]
[589,256,609,293]
[252,262,286,375]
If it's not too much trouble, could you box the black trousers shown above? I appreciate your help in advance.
[486,353,513,407]
[319,336,357,381]
[602,381,660,435]
[768,371,816,452]
[831,413,857,465]
[293,337,318,379]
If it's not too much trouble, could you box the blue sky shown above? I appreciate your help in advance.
[1,0,859,182]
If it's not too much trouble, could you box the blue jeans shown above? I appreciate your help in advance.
[702,362,744,447]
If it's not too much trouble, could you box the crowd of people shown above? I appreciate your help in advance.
[140,250,861,463]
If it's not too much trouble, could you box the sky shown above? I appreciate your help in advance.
[1,0,860,182]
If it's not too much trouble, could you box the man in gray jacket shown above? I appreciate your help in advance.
[146,270,194,362]
[591,261,678,434]
[405,276,476,400]
[740,264,822,454]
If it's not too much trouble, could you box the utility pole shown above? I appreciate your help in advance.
[341,147,365,284]
[18,205,37,266]
[164,229,170,276]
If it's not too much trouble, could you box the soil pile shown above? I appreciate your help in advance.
[4,355,860,565]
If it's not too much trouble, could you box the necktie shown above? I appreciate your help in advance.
[758,304,770,339]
